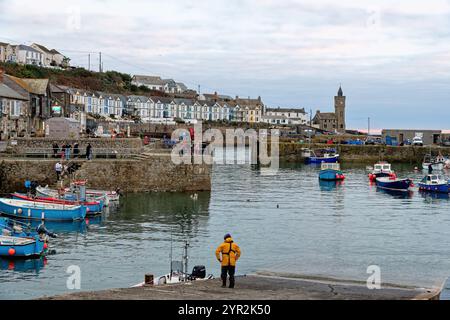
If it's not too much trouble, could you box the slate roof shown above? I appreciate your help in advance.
[315,112,336,120]
[5,75,49,95]
[267,107,306,114]
[0,83,28,100]
[133,75,165,85]
[15,44,41,54]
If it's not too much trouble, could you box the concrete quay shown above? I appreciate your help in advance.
[39,274,440,300]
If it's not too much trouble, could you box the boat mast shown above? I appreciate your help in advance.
[169,227,173,281]
[183,240,189,281]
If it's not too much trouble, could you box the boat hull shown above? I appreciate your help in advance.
[375,178,412,192]
[305,156,340,164]
[0,236,44,258]
[0,199,86,221]
[11,193,103,214]
[319,169,345,181]
[36,187,107,206]
[418,183,450,193]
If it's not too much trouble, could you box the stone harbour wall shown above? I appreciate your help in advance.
[0,156,211,194]
[7,137,143,154]
[279,143,447,164]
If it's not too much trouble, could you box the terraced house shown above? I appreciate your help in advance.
[0,70,29,139]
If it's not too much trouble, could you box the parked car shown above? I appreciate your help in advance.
[412,136,424,146]
[364,137,384,145]
[441,140,450,147]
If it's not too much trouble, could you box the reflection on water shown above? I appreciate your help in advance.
[375,188,414,199]
[319,180,344,191]
[3,150,450,299]
[0,257,47,273]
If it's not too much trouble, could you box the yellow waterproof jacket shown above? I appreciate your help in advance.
[215,237,241,267]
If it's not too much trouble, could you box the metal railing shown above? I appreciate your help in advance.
[4,147,144,159]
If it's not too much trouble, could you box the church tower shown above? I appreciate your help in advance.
[334,85,346,133]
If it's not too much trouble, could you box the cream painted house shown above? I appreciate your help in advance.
[31,43,66,67]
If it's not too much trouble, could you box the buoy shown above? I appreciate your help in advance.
[43,243,48,250]
[86,207,90,213]
[8,261,15,270]
[85,218,89,225]
[8,248,15,256]
[18,208,23,214]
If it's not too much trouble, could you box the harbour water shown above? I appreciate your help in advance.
[2,149,450,299]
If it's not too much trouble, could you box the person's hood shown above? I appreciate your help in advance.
[224,237,233,243]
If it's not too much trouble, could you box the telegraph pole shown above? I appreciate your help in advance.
[88,54,90,71]
[99,52,102,72]
[368,117,370,136]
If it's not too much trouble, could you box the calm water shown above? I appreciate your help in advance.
[2,150,450,299]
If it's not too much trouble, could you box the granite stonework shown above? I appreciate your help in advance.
[0,156,211,194]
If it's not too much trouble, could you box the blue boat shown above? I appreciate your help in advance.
[318,162,345,181]
[304,148,340,164]
[11,193,104,215]
[375,177,412,192]
[418,174,450,193]
[0,198,86,221]
[0,217,37,238]
[0,234,45,258]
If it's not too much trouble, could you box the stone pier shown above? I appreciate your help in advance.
[0,155,211,194]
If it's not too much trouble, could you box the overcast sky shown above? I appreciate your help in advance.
[1,0,450,130]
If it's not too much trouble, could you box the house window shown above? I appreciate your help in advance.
[10,100,21,116]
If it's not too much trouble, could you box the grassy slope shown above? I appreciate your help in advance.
[0,62,167,97]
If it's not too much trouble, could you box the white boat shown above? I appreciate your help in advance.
[131,241,213,287]
[422,153,447,171]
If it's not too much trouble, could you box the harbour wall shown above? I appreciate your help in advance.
[279,143,446,164]
[0,156,211,194]
[5,138,143,155]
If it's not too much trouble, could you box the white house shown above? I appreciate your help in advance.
[131,75,188,94]
[31,43,66,67]
[127,95,151,120]
[13,45,44,66]
[265,107,308,125]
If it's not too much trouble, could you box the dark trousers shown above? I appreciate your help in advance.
[56,171,61,181]
[221,266,235,288]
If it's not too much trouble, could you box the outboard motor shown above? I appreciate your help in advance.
[191,265,206,279]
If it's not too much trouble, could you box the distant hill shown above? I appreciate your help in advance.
[0,62,168,97]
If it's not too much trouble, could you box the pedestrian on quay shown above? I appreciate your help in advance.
[73,142,80,158]
[86,143,92,160]
[55,161,63,181]
[215,233,241,288]
[65,142,72,160]
[52,142,59,158]
[428,163,433,174]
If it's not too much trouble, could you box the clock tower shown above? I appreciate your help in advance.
[334,85,346,133]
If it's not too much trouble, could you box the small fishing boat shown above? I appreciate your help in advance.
[82,189,120,202]
[0,198,86,221]
[0,235,45,258]
[375,177,413,192]
[418,174,450,193]
[11,193,103,214]
[36,185,108,206]
[132,241,213,287]
[368,162,396,182]
[304,148,339,164]
[318,162,345,181]
[422,154,446,171]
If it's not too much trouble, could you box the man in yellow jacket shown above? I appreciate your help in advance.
[215,233,241,288]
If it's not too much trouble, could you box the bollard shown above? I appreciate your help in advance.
[144,274,154,286]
